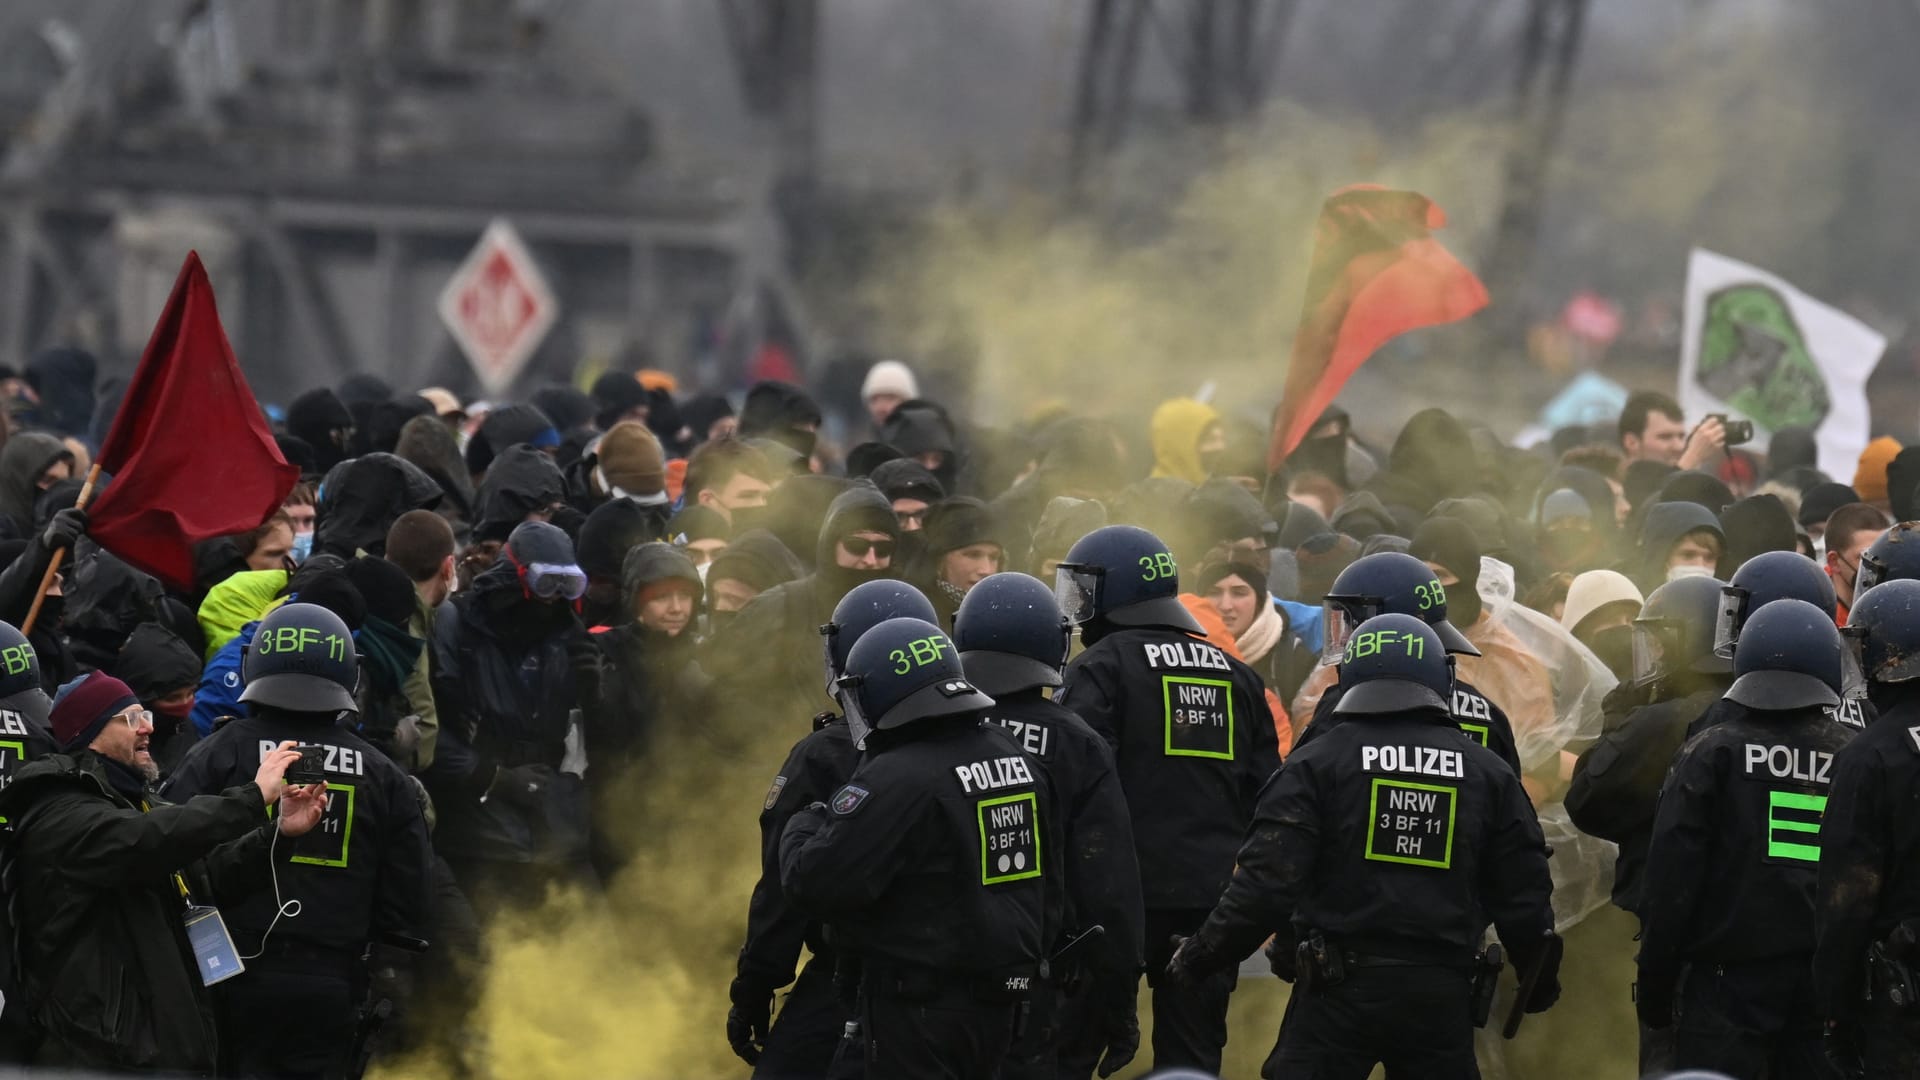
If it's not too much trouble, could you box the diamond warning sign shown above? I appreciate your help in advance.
[438,219,558,396]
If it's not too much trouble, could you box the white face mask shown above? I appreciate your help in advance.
[697,561,711,585]
[1667,563,1714,583]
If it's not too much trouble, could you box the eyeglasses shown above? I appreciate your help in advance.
[840,537,895,560]
[117,708,154,731]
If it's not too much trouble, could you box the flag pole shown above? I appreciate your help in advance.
[22,462,104,635]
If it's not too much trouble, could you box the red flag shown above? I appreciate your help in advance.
[1266,186,1489,472]
[88,252,298,589]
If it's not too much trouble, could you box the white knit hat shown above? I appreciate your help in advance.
[861,359,919,403]
[1561,569,1645,634]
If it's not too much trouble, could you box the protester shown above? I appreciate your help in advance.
[1823,501,1893,622]
[859,359,919,431]
[683,437,776,527]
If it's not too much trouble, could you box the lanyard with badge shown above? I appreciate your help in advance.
[142,798,246,986]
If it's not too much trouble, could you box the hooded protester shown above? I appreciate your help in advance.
[1650,470,1736,518]
[107,623,204,778]
[428,521,599,912]
[1148,398,1224,486]
[1633,501,1726,593]
[680,394,737,446]
[844,442,904,480]
[1294,532,1361,605]
[0,433,74,541]
[471,445,567,545]
[1186,479,1279,567]
[575,496,669,629]
[879,399,963,493]
[1559,570,1644,683]
[1028,495,1107,578]
[868,458,945,532]
[288,388,357,476]
[529,385,596,436]
[590,372,652,432]
[665,504,730,575]
[1716,494,1797,579]
[1284,405,1359,496]
[738,381,823,459]
[22,347,97,439]
[703,528,804,633]
[916,497,1005,628]
[343,555,435,772]
[464,403,560,480]
[1365,408,1478,521]
[1534,465,1623,574]
[1622,459,1679,519]
[1327,490,1404,543]
[394,413,474,534]
[313,452,445,561]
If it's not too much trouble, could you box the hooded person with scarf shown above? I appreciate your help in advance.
[880,399,965,493]
[107,623,204,779]
[703,529,804,635]
[313,453,445,561]
[1149,398,1224,486]
[0,432,74,541]
[471,445,567,545]
[583,543,710,877]
[1633,501,1727,594]
[1364,408,1479,522]
[427,521,599,911]
[1533,465,1624,575]
[704,484,901,727]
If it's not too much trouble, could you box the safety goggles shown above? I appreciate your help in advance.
[1053,563,1103,626]
[839,536,895,560]
[515,559,589,602]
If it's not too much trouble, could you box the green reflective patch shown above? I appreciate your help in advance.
[1458,723,1489,748]
[1365,777,1457,869]
[277,782,356,868]
[978,792,1041,885]
[1162,675,1235,759]
[1767,789,1826,863]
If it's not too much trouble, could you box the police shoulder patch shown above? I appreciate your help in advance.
[1907,725,1920,756]
[763,775,788,811]
[831,784,870,815]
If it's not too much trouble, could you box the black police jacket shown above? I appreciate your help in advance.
[737,717,860,993]
[0,752,289,1073]
[781,717,1051,979]
[1813,687,1920,1017]
[981,691,1146,978]
[1187,706,1553,972]
[0,691,55,803]
[162,716,432,955]
[1638,699,1857,994]
[1304,676,1522,777]
[1688,692,1873,739]
[1057,627,1281,909]
[1566,685,1724,914]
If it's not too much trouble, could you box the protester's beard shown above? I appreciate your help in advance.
[139,758,160,783]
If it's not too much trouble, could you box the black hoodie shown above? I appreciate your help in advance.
[287,389,356,475]
[0,433,71,541]
[472,446,566,545]
[394,414,475,534]
[23,347,96,438]
[109,623,204,776]
[738,382,823,458]
[879,400,963,492]
[1634,501,1725,592]
[1365,407,1478,520]
[314,454,445,560]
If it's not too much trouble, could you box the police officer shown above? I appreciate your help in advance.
[1689,550,1863,735]
[0,620,54,1062]
[1854,520,1920,599]
[1816,578,1920,1075]
[1300,551,1522,775]
[163,603,433,1079]
[1164,614,1558,1078]
[731,578,939,1077]
[781,617,1050,1079]
[1052,525,1280,1072]
[954,572,1144,1080]
[1637,598,1856,1077]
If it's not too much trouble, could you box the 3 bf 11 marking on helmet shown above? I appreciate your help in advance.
[1344,629,1426,663]
[888,635,952,675]
[1413,579,1447,611]
[0,643,33,677]
[1360,744,1464,779]
[258,740,366,777]
[954,755,1035,794]
[255,626,350,661]
[1742,744,1832,784]
[1141,641,1230,671]
[1137,552,1177,582]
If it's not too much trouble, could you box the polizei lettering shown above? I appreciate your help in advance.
[955,755,1036,794]
[1743,744,1833,784]
[259,740,366,777]
[1360,744,1465,779]
[1142,641,1231,671]
[989,717,1052,758]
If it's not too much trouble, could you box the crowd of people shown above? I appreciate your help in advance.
[0,342,1910,1079]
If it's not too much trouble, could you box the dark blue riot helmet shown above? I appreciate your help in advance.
[820,580,939,696]
[1332,613,1453,717]
[1842,577,1920,686]
[1855,521,1919,598]
[835,617,993,748]
[1714,551,1836,659]
[0,621,40,700]
[1631,574,1734,689]
[1725,598,1845,711]
[1323,551,1481,664]
[1054,525,1202,633]
[240,603,361,714]
[953,572,1071,696]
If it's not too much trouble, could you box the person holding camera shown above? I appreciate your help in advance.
[0,670,329,1074]
[163,601,432,1079]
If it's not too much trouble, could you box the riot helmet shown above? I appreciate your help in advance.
[1331,613,1454,717]
[0,621,40,700]
[1322,551,1480,664]
[820,580,938,695]
[1714,551,1836,659]
[1725,598,1844,711]
[953,572,1071,695]
[1054,525,1202,633]
[1842,577,1920,686]
[1631,574,1734,689]
[240,603,361,714]
[835,617,993,747]
[1855,521,1920,598]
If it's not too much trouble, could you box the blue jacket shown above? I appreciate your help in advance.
[190,621,256,736]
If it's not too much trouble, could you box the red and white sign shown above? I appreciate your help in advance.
[437,219,558,396]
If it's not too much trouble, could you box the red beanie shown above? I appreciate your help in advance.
[52,672,139,752]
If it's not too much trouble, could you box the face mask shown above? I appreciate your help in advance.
[291,529,314,564]
[1667,563,1714,583]
[697,562,711,585]
[1586,624,1636,682]
[153,697,195,720]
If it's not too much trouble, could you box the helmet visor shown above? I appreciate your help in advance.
[1631,620,1670,689]
[1712,586,1747,660]
[820,623,840,696]
[1841,628,1868,701]
[525,562,589,602]
[835,675,872,749]
[1320,597,1382,665]
[1054,564,1102,626]
[1856,555,1888,599]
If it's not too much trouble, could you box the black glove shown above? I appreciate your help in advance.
[726,979,772,1065]
[1094,975,1140,1078]
[1517,931,1563,1014]
[1264,935,1299,982]
[1164,933,1214,987]
[39,507,86,553]
[487,764,553,811]
[1633,976,1673,1030]
[568,635,603,703]
[1824,1019,1865,1080]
